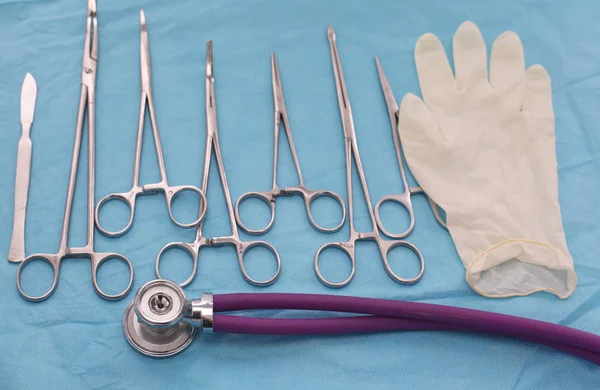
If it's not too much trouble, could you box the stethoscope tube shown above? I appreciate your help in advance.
[213,293,600,355]
[214,315,600,365]
[124,280,600,364]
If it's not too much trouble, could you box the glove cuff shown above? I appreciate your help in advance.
[465,239,577,299]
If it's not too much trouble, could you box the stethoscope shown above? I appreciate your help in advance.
[124,279,600,364]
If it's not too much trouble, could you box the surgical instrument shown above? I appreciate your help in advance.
[123,279,600,365]
[9,73,37,262]
[155,41,281,287]
[373,58,446,238]
[94,10,207,238]
[15,0,133,302]
[314,27,423,288]
[234,54,346,235]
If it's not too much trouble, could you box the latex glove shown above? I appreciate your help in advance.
[399,21,576,298]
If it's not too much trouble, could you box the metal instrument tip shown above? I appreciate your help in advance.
[271,53,280,87]
[88,0,97,15]
[327,26,336,42]
[140,9,146,26]
[206,40,213,78]
[375,56,384,74]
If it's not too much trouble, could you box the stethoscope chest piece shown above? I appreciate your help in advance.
[123,279,196,357]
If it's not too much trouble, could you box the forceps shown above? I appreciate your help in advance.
[16,0,133,302]
[94,10,207,237]
[314,27,423,288]
[155,41,281,287]
[374,58,446,238]
[234,54,346,234]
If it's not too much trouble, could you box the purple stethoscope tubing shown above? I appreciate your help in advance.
[216,315,600,365]
[211,293,600,365]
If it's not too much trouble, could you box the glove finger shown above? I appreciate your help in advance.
[415,33,458,106]
[453,21,490,93]
[522,64,554,129]
[399,93,445,151]
[490,31,525,99]
[399,93,450,202]
[522,64,559,218]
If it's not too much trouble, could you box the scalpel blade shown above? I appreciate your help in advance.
[9,73,37,262]
[21,73,37,124]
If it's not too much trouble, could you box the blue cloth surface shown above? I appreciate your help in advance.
[1,0,600,388]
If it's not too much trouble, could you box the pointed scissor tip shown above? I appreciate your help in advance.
[327,26,336,42]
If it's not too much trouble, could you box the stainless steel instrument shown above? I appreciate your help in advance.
[155,41,281,287]
[8,73,38,262]
[234,54,346,235]
[94,10,207,238]
[314,27,424,288]
[15,0,133,302]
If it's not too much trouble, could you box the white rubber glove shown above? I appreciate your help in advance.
[399,21,576,298]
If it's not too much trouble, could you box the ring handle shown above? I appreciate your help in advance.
[155,241,199,288]
[238,241,281,286]
[165,185,208,229]
[305,190,347,233]
[234,191,276,235]
[16,254,60,302]
[95,191,136,237]
[408,186,447,229]
[374,193,415,239]
[314,242,355,288]
[379,239,424,285]
[91,252,134,301]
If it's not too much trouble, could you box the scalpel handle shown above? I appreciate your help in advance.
[9,128,32,262]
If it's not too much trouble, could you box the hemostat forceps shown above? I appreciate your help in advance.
[16,0,133,302]
[155,41,281,287]
[94,10,207,237]
[234,54,346,235]
[314,27,423,288]
[373,58,446,238]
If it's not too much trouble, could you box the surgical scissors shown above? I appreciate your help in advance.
[314,27,423,288]
[374,58,446,238]
[234,54,346,235]
[155,41,281,287]
[94,10,207,237]
[16,0,133,302]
